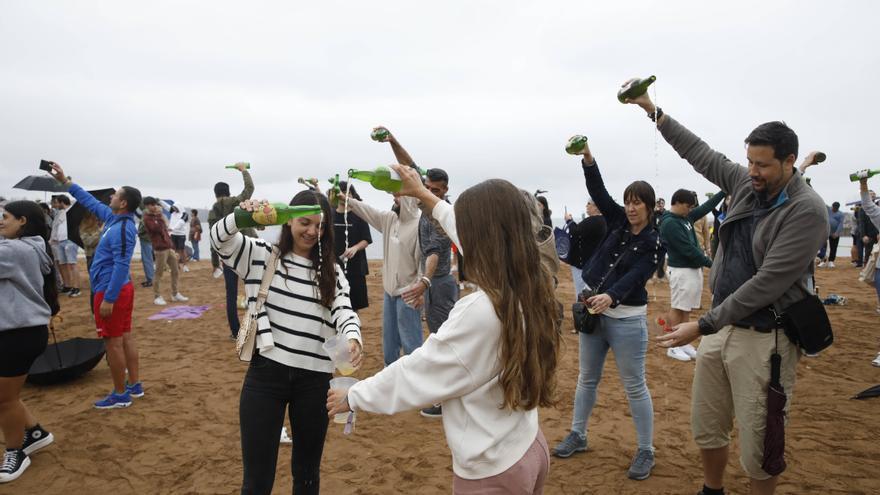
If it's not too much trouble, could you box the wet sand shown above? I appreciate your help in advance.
[5,259,879,494]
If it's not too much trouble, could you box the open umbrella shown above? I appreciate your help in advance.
[851,384,880,400]
[761,352,787,476]
[27,336,106,385]
[66,188,115,249]
[13,175,70,193]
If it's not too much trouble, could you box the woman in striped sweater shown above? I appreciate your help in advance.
[210,190,363,495]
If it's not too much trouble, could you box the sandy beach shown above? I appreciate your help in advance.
[3,259,878,495]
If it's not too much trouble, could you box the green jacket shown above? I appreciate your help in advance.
[659,191,725,269]
[208,170,257,238]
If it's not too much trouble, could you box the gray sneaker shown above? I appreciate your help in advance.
[551,431,587,458]
[627,448,655,480]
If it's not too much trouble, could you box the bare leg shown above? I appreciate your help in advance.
[668,308,686,327]
[0,376,29,449]
[122,332,139,384]
[701,446,728,490]
[751,476,778,495]
[104,336,127,394]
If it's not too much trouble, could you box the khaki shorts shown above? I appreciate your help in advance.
[691,325,800,480]
[667,266,703,311]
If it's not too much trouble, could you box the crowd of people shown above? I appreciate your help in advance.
[0,81,874,495]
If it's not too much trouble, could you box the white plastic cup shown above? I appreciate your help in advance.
[322,335,355,376]
[329,376,359,424]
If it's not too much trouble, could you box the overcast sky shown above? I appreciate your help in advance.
[1,1,877,216]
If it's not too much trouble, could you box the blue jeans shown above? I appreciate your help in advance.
[382,292,423,365]
[570,314,654,451]
[874,268,880,305]
[570,265,586,300]
[191,239,200,261]
[225,266,240,337]
[141,242,155,283]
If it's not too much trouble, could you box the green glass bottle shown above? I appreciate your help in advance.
[370,127,390,142]
[233,203,322,228]
[348,166,426,193]
[617,75,656,103]
[849,169,880,182]
[225,163,251,169]
[565,135,588,155]
[327,174,341,207]
[814,152,826,164]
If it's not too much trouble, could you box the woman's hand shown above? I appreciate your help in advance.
[585,293,613,314]
[348,339,364,369]
[239,199,269,212]
[327,388,351,418]
[342,246,359,260]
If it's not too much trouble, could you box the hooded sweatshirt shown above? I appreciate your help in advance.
[0,236,53,331]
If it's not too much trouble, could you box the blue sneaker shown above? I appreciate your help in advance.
[126,382,144,398]
[552,431,588,458]
[94,391,132,409]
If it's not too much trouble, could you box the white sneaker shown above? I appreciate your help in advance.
[280,427,292,444]
[872,353,880,367]
[828,261,835,268]
[154,296,167,306]
[681,344,698,359]
[172,293,189,302]
[818,261,826,268]
[183,265,190,273]
[666,347,691,362]
[212,268,222,279]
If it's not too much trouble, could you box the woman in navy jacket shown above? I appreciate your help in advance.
[552,140,664,482]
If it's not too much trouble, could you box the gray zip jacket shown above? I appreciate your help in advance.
[658,115,829,333]
[0,235,53,331]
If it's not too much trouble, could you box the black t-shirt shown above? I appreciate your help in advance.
[333,210,372,277]
[567,216,607,269]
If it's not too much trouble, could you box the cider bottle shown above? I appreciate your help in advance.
[370,127,390,142]
[348,166,426,193]
[565,135,589,155]
[617,76,656,103]
[225,163,251,169]
[850,169,880,182]
[234,203,322,228]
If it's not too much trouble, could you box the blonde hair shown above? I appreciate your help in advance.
[455,179,561,410]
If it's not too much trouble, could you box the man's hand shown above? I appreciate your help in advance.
[656,321,701,348]
[390,164,431,201]
[239,199,269,212]
[327,388,351,418]
[99,301,114,319]
[49,163,70,185]
[348,339,364,369]
[402,280,427,308]
[564,212,573,222]
[864,235,871,245]
[342,246,359,260]
[621,78,656,113]
[234,162,249,172]
[585,293,613,314]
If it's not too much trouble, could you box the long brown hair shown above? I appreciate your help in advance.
[278,190,336,308]
[454,179,561,410]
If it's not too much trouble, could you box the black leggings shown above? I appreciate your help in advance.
[239,354,331,495]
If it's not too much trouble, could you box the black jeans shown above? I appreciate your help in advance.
[240,355,332,495]
[827,235,840,262]
[224,265,241,337]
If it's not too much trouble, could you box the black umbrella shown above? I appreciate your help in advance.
[27,336,106,386]
[66,188,115,249]
[13,175,70,193]
[761,352,787,476]
[851,384,880,400]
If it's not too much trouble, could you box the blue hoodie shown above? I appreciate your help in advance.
[68,184,136,303]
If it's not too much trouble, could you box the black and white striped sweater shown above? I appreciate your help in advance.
[210,213,361,372]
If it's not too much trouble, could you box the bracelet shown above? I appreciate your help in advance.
[420,276,432,288]
[648,107,664,122]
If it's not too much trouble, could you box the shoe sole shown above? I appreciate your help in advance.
[551,446,587,458]
[0,455,30,483]
[22,433,54,456]
[419,411,442,418]
[94,401,132,409]
[627,468,654,480]
[128,391,145,398]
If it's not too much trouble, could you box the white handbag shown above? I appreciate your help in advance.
[236,247,280,361]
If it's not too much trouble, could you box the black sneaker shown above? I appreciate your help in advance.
[68,288,81,298]
[141,280,153,288]
[60,287,72,294]
[0,449,30,483]
[21,425,54,456]
[420,405,442,418]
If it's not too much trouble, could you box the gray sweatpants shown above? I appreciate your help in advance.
[425,274,459,334]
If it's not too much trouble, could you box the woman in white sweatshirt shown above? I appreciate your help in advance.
[211,190,363,495]
[329,167,561,494]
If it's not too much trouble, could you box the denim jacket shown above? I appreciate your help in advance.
[580,160,664,308]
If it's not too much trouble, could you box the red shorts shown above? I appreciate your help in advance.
[93,282,135,338]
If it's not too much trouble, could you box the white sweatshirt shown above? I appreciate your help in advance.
[347,199,539,480]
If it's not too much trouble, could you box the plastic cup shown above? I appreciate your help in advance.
[329,377,359,424]
[322,335,355,376]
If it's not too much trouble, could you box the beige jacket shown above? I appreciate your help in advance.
[348,196,422,296]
